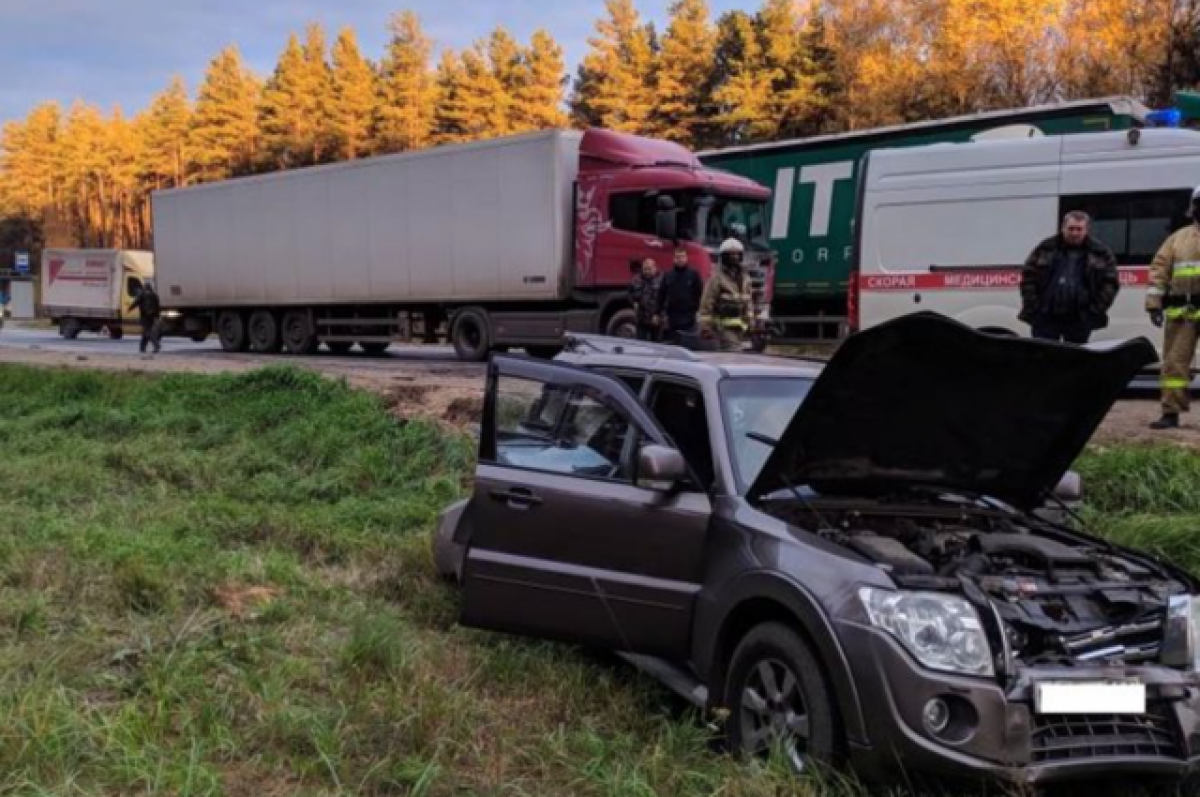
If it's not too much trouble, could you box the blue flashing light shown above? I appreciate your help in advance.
[1148,108,1183,128]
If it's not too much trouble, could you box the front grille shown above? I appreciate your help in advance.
[1032,704,1183,763]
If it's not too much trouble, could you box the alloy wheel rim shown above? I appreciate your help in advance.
[738,657,810,772]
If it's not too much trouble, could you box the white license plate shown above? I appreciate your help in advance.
[1034,681,1146,715]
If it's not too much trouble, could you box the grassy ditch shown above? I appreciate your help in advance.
[0,363,1192,796]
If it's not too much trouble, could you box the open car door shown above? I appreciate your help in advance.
[459,356,712,659]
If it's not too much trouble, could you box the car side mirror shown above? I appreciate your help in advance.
[637,444,686,492]
[1054,471,1082,503]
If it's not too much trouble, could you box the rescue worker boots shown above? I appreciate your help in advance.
[1151,413,1180,430]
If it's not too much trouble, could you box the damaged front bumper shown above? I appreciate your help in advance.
[841,621,1200,786]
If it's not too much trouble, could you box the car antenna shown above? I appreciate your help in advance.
[748,431,838,535]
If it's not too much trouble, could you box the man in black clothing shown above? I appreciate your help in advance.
[629,258,662,341]
[657,246,703,346]
[1018,211,1120,344]
[130,282,162,353]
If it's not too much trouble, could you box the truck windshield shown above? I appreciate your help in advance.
[721,376,813,492]
[695,196,770,250]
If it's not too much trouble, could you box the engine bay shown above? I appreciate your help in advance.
[769,499,1188,668]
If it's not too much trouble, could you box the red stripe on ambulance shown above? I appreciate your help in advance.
[861,267,1150,291]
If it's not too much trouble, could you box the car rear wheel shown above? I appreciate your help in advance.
[217,311,249,352]
[723,622,838,774]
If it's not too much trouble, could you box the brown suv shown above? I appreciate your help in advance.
[436,313,1200,786]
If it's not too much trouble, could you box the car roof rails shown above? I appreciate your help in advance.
[561,333,701,362]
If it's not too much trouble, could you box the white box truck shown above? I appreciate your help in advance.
[151,129,771,360]
[40,249,155,339]
[853,128,1200,365]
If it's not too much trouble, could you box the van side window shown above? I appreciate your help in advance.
[1061,191,1191,265]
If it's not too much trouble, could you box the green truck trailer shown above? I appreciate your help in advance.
[699,97,1148,340]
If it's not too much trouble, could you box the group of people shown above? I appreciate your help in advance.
[628,237,754,352]
[1019,187,1200,431]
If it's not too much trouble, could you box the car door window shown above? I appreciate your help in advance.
[647,379,714,489]
[492,374,638,481]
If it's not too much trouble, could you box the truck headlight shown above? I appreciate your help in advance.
[1161,594,1200,669]
[859,588,994,677]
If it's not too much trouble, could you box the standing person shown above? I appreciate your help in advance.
[1018,211,1120,344]
[629,258,662,341]
[657,245,703,346]
[131,282,162,354]
[1146,186,1200,430]
[700,238,753,351]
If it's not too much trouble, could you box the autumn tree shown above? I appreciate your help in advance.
[0,102,62,219]
[259,25,334,168]
[513,30,569,131]
[1057,0,1173,101]
[190,46,261,180]
[652,0,718,146]
[571,0,658,132]
[434,44,509,143]
[138,77,192,190]
[375,11,438,153]
[329,28,377,160]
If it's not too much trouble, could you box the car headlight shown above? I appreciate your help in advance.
[1161,594,1200,670]
[859,588,994,677]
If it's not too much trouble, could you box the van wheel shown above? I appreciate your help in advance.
[216,311,249,352]
[60,318,81,340]
[723,622,839,774]
[108,326,124,341]
[281,310,317,354]
[451,308,491,362]
[248,310,282,353]
[604,308,638,339]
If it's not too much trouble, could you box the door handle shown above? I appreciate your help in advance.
[489,487,543,510]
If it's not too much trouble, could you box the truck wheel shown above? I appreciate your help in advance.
[451,308,491,362]
[60,318,81,340]
[108,326,124,341]
[281,310,317,355]
[325,341,353,355]
[723,622,839,774]
[248,310,282,353]
[359,342,391,356]
[216,311,249,352]
[604,308,637,339]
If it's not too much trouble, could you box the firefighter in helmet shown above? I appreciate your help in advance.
[700,238,753,351]
[1147,185,1200,429]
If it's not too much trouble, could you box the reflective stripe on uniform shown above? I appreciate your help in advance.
[1163,376,1192,390]
[1174,264,1200,278]
[719,319,748,330]
[1166,307,1200,321]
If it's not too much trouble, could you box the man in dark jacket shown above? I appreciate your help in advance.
[130,282,162,353]
[629,258,662,341]
[1019,211,1120,344]
[657,246,703,345]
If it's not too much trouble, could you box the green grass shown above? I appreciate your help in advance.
[0,363,1191,797]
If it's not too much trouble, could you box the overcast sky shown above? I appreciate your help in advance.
[0,0,746,125]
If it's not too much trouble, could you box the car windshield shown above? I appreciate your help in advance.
[695,196,770,250]
[721,376,814,492]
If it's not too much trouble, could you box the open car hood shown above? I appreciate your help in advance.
[748,313,1157,509]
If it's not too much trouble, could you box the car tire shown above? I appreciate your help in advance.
[217,311,249,352]
[723,622,839,774]
[604,307,637,339]
[60,318,81,340]
[451,308,491,362]
[248,310,282,353]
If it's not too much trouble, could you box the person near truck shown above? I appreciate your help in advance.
[1146,186,1200,430]
[657,245,703,345]
[1018,211,1120,345]
[700,238,753,351]
[130,282,162,354]
[629,258,662,341]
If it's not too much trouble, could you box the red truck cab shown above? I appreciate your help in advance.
[574,130,774,340]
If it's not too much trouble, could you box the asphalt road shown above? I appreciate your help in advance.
[0,326,486,376]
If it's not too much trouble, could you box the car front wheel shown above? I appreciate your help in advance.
[723,622,838,774]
